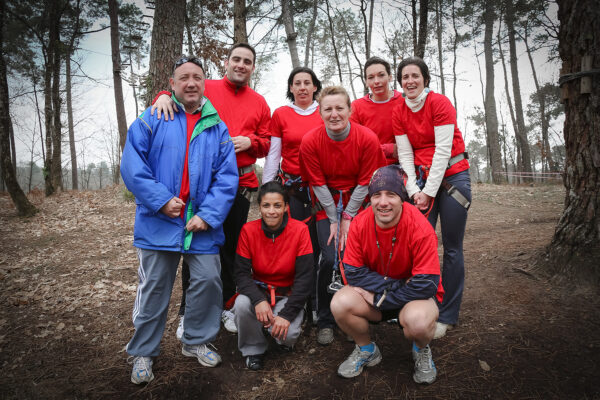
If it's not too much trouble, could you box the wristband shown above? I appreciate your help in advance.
[341,211,353,221]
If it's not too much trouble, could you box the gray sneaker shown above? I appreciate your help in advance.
[129,356,154,385]
[413,343,437,384]
[182,343,222,367]
[337,344,382,378]
[317,327,334,345]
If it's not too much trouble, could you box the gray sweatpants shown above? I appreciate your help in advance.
[233,294,304,357]
[126,249,222,357]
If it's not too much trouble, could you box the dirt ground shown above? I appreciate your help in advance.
[1,183,599,399]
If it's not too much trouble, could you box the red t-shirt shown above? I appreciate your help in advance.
[236,218,313,287]
[350,90,403,165]
[270,106,323,176]
[343,204,444,302]
[299,123,386,220]
[392,91,469,177]
[178,112,203,218]
[204,77,272,188]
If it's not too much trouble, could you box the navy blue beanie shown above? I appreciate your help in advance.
[368,165,409,201]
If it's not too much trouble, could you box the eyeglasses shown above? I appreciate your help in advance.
[173,56,204,72]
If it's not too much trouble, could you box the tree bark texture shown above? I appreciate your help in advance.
[547,0,600,278]
[281,0,300,68]
[415,0,428,59]
[0,1,37,216]
[43,0,55,196]
[435,0,445,95]
[234,0,248,44]
[108,0,128,152]
[483,1,505,183]
[50,0,63,192]
[66,1,81,190]
[147,0,185,107]
[505,0,532,175]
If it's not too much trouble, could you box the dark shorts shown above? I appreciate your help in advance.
[369,308,403,328]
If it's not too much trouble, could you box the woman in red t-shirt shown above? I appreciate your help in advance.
[350,57,403,165]
[392,57,471,340]
[262,67,323,325]
[299,86,386,345]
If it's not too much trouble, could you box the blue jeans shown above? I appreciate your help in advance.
[427,170,471,325]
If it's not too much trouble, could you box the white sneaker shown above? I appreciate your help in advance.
[129,356,154,384]
[182,343,222,367]
[221,310,237,333]
[433,322,452,339]
[176,316,184,340]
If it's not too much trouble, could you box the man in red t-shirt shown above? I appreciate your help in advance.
[330,165,442,384]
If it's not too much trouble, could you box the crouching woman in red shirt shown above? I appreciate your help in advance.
[233,181,314,370]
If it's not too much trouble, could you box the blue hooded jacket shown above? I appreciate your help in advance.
[121,97,238,254]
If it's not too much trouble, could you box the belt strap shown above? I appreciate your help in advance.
[238,164,254,176]
[441,179,470,209]
[447,152,468,169]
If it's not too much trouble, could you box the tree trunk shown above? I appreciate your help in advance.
[304,0,318,67]
[505,0,532,176]
[451,0,458,113]
[522,24,557,173]
[66,1,81,190]
[411,0,417,54]
[233,0,248,44]
[43,0,55,196]
[546,0,600,279]
[185,3,195,55]
[0,0,37,216]
[415,0,429,59]
[483,1,505,183]
[435,0,445,95]
[147,0,185,107]
[108,0,128,153]
[50,2,62,192]
[497,17,520,181]
[325,0,343,84]
[281,0,300,68]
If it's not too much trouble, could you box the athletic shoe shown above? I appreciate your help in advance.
[337,344,382,378]
[433,322,452,339]
[129,356,154,384]
[245,354,265,370]
[176,316,184,340]
[317,328,334,345]
[182,343,222,367]
[413,343,437,384]
[221,310,238,333]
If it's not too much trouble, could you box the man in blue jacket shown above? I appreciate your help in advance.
[120,56,238,385]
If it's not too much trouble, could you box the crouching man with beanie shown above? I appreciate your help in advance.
[330,165,444,384]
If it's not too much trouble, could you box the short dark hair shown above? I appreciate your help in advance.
[227,43,256,64]
[397,57,431,87]
[173,55,204,75]
[257,181,289,205]
[286,67,322,102]
[364,56,391,78]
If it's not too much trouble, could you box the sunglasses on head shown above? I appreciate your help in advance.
[174,56,203,71]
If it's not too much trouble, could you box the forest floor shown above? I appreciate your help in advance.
[0,183,599,399]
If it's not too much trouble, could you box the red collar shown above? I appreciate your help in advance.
[222,76,248,94]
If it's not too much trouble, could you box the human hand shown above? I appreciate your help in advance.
[160,197,185,218]
[270,316,290,341]
[150,94,178,121]
[351,286,375,306]
[186,215,208,232]
[327,222,338,246]
[254,301,274,327]
[232,136,251,153]
[412,192,432,211]
[339,218,351,251]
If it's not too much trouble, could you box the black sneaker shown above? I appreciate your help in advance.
[278,344,294,353]
[245,354,265,371]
